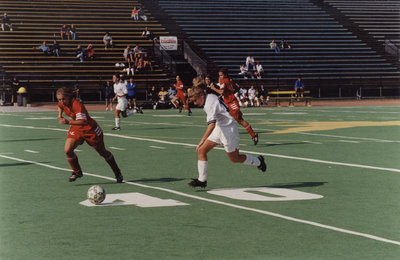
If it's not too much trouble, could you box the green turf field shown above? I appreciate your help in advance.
[1,105,400,259]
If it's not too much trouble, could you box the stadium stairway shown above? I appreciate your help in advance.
[0,0,173,101]
[156,0,400,95]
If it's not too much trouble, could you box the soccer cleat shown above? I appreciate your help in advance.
[115,172,124,183]
[179,108,182,113]
[252,133,259,145]
[112,127,121,131]
[188,178,207,188]
[138,106,144,114]
[188,111,192,116]
[69,171,83,182]
[257,155,267,172]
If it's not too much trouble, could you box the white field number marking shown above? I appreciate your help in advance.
[80,192,189,207]
[207,187,323,201]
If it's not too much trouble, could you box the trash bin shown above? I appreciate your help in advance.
[17,87,28,107]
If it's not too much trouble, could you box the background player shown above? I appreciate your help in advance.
[56,87,123,183]
[187,85,266,188]
[209,68,259,145]
[112,74,135,130]
[171,75,192,116]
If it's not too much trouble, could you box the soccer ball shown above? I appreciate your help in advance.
[87,185,106,205]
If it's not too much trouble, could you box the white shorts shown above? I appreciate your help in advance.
[207,124,239,153]
[116,97,128,111]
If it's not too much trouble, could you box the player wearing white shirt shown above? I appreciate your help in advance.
[111,74,135,130]
[187,85,266,188]
[248,85,259,107]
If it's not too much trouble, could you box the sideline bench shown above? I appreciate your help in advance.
[268,90,312,107]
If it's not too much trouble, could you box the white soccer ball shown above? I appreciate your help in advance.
[87,185,106,205]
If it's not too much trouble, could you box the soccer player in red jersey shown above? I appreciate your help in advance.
[209,68,259,145]
[56,87,123,182]
[171,75,192,116]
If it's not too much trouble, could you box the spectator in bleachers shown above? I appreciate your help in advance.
[257,84,269,105]
[270,40,280,53]
[238,64,251,79]
[245,55,255,71]
[238,86,249,107]
[248,85,260,107]
[1,13,13,31]
[51,40,61,57]
[69,24,77,40]
[133,44,143,61]
[157,87,168,108]
[123,45,134,63]
[280,39,291,50]
[136,58,144,72]
[34,41,51,55]
[167,85,176,102]
[142,52,153,71]
[254,61,264,79]
[75,44,86,63]
[131,7,139,21]
[138,7,147,21]
[60,24,70,40]
[103,32,113,50]
[294,77,305,97]
[141,27,154,40]
[104,80,114,111]
[86,44,95,61]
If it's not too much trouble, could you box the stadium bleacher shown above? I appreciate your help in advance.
[157,0,400,93]
[0,0,171,101]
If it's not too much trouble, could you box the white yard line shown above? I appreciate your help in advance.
[149,146,166,149]
[109,147,126,151]
[24,150,39,153]
[0,154,399,246]
[1,123,399,173]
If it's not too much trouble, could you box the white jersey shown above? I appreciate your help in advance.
[114,81,128,111]
[204,94,234,127]
[248,88,256,98]
[114,81,128,98]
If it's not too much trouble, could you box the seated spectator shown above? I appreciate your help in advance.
[131,7,139,21]
[248,85,260,107]
[34,41,51,55]
[167,86,176,101]
[51,40,61,57]
[1,13,13,31]
[142,53,153,71]
[103,32,113,50]
[245,55,255,71]
[136,58,144,72]
[123,45,133,63]
[257,84,269,105]
[294,77,305,97]
[270,40,280,53]
[75,44,86,63]
[238,64,251,79]
[69,24,77,40]
[254,61,264,79]
[138,7,148,21]
[141,27,154,40]
[280,39,291,50]
[158,87,169,108]
[86,44,95,60]
[60,24,70,40]
[238,86,249,107]
[133,44,143,60]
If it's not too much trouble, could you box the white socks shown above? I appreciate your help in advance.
[243,154,261,167]
[115,118,120,127]
[197,160,208,182]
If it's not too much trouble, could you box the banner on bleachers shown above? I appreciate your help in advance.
[160,36,178,51]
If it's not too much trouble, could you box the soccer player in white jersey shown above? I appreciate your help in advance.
[111,74,135,130]
[187,84,266,188]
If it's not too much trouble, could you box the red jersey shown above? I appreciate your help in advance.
[176,80,185,95]
[58,98,98,130]
[219,78,236,104]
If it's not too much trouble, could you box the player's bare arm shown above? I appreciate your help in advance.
[196,122,215,152]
